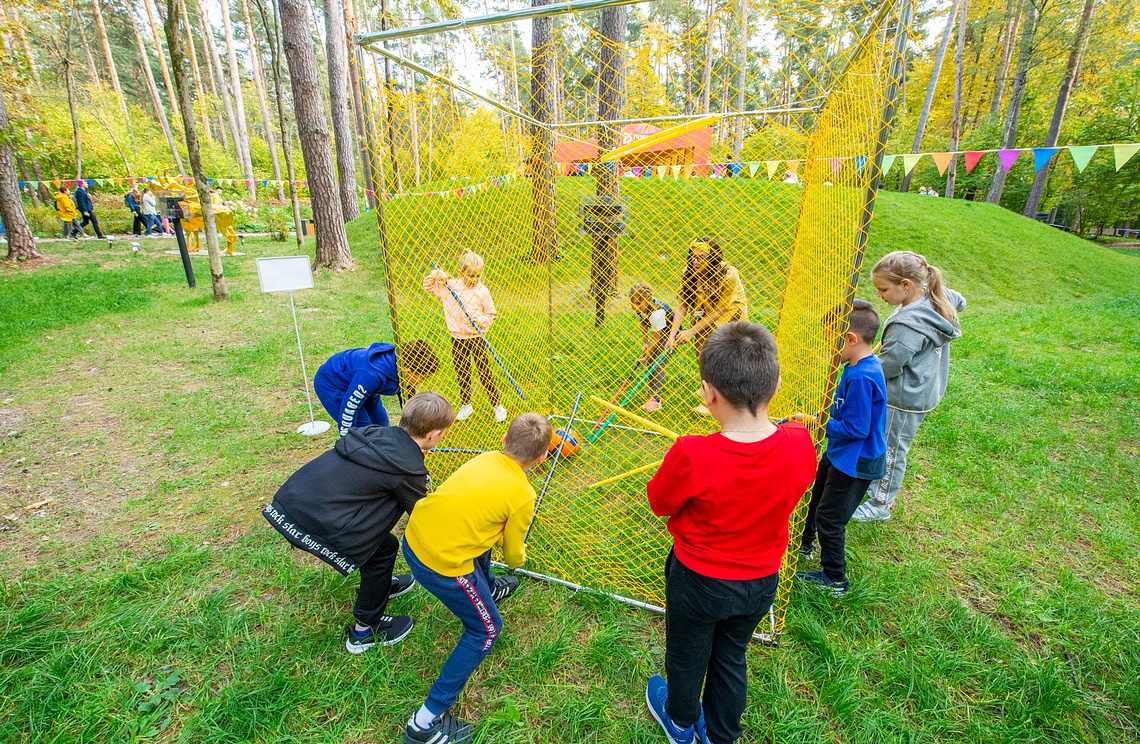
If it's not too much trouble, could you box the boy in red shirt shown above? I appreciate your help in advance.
[645,321,817,744]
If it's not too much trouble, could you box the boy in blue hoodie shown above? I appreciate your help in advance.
[315,340,441,436]
[795,299,887,596]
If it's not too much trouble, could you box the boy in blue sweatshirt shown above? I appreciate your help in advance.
[795,299,887,596]
[315,340,441,436]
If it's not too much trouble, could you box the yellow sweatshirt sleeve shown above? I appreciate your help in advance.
[501,492,535,569]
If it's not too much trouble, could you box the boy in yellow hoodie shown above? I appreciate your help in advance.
[54,186,84,240]
[401,413,552,744]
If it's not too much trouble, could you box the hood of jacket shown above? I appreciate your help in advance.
[366,342,397,365]
[334,424,426,477]
[883,288,965,345]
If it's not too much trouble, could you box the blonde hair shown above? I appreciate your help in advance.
[398,392,455,438]
[872,250,959,325]
[503,413,552,465]
[458,250,485,275]
[628,283,654,302]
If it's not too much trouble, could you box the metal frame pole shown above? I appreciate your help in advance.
[288,291,318,426]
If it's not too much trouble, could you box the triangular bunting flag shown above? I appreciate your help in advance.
[656,166,667,178]
[1031,148,1059,173]
[829,158,843,177]
[786,160,799,175]
[931,152,954,175]
[682,164,694,178]
[881,155,896,174]
[854,155,867,174]
[671,164,682,177]
[749,162,761,178]
[901,153,923,175]
[712,163,725,177]
[1067,145,1097,173]
[630,167,642,177]
[766,161,780,179]
[52,179,61,188]
[963,151,985,173]
[17,181,24,188]
[1114,143,1139,171]
[997,149,1021,173]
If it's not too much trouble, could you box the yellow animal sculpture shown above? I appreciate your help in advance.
[152,176,238,254]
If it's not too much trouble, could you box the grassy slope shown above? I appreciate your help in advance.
[0,193,1136,743]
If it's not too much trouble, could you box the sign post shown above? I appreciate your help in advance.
[256,256,330,436]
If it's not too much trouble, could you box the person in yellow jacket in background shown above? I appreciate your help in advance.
[54,186,85,240]
[400,412,552,744]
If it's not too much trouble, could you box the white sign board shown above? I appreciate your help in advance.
[256,256,314,293]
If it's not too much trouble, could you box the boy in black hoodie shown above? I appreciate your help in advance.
[263,392,455,652]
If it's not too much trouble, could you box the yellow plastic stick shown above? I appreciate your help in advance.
[589,459,663,488]
[587,395,680,440]
[597,115,722,163]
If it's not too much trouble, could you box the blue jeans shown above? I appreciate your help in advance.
[402,537,502,717]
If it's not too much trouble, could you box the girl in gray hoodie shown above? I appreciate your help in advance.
[852,251,966,523]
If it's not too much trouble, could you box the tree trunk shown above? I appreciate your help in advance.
[731,0,748,161]
[684,0,693,114]
[220,0,257,197]
[165,0,228,300]
[343,0,376,208]
[323,0,360,221]
[901,0,960,193]
[989,0,1019,117]
[1022,0,1096,217]
[699,0,714,114]
[180,0,211,140]
[9,7,40,88]
[252,0,303,245]
[529,0,557,264]
[591,4,626,327]
[63,51,83,179]
[377,0,402,193]
[73,4,102,86]
[91,0,131,129]
[199,0,242,160]
[132,8,185,173]
[402,29,421,186]
[15,151,39,208]
[279,0,353,270]
[985,0,1037,205]
[25,129,51,203]
[0,87,39,262]
[240,0,285,200]
[143,0,182,130]
[945,0,968,198]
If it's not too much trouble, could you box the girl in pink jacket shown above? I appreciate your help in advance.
[422,251,507,423]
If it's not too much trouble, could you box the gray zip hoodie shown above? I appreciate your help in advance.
[877,288,966,413]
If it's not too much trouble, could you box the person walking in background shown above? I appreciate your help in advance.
[126,188,145,236]
[73,183,104,239]
[141,188,159,235]
[53,186,84,240]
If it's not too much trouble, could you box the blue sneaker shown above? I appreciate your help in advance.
[645,675,695,744]
[796,570,849,597]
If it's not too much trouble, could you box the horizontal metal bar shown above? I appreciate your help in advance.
[492,563,779,645]
[557,105,820,130]
[355,0,655,45]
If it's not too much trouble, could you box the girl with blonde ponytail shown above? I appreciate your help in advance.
[852,251,967,523]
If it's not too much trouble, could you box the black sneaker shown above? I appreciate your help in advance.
[798,544,815,561]
[491,574,520,602]
[344,615,414,654]
[403,712,474,744]
[796,571,849,597]
[390,574,417,598]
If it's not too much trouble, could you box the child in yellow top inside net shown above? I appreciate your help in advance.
[667,237,749,416]
[423,251,507,423]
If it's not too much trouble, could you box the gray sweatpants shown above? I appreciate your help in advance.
[865,406,926,510]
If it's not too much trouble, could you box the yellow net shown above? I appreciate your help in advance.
[354,0,914,641]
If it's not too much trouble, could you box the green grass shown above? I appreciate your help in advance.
[1,191,1138,742]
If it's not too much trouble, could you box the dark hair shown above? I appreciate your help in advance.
[504,413,552,465]
[847,299,880,345]
[698,321,779,414]
[401,339,440,380]
[398,392,455,438]
[679,237,728,309]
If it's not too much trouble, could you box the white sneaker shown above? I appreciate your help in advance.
[456,404,474,421]
[493,405,508,423]
[851,501,891,523]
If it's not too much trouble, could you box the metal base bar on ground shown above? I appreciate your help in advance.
[492,563,778,646]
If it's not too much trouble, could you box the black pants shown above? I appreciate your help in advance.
[79,211,104,238]
[450,336,499,406]
[664,551,777,744]
[352,532,399,628]
[800,452,872,582]
[131,211,145,235]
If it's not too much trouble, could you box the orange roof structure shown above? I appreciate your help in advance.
[554,123,713,176]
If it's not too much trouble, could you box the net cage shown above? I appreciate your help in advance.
[353,0,914,641]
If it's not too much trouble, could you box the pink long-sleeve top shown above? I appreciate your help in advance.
[422,275,498,340]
